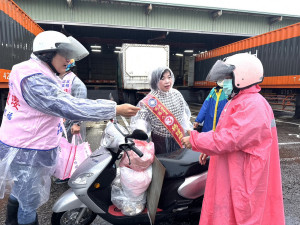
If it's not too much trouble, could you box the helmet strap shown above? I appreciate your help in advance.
[228,77,240,100]
[47,62,60,75]
[34,52,59,75]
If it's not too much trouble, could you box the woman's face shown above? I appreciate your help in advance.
[51,53,70,74]
[158,71,172,92]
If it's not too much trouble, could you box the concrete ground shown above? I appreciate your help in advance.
[0,105,299,225]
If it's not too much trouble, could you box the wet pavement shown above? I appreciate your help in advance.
[0,105,300,225]
[273,111,300,225]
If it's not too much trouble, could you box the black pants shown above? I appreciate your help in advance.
[151,133,180,155]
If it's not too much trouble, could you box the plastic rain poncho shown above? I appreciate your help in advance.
[61,73,88,144]
[130,67,192,155]
[189,85,285,225]
[0,56,116,212]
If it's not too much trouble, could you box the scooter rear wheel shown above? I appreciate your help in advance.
[51,208,97,225]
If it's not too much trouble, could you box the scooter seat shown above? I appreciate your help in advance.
[157,148,209,179]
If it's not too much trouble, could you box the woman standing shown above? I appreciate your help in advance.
[0,30,139,225]
[131,67,192,155]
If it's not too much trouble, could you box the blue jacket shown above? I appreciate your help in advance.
[195,87,228,132]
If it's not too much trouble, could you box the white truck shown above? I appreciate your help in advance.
[117,43,169,104]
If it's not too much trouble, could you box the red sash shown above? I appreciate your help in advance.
[142,94,184,148]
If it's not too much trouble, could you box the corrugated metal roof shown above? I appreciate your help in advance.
[110,0,300,18]
[14,0,300,36]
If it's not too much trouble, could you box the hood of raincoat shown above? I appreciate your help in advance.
[149,67,175,91]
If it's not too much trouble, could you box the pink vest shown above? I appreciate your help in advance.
[0,57,63,150]
[61,72,76,94]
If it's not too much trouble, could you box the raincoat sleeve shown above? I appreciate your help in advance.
[190,98,273,160]
[181,99,193,132]
[71,76,87,99]
[130,101,151,137]
[195,89,213,123]
[21,74,116,121]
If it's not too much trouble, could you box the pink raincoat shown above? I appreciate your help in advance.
[190,85,285,225]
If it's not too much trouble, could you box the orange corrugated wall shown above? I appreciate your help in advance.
[195,23,300,88]
[0,0,43,88]
[0,0,43,35]
[196,23,300,62]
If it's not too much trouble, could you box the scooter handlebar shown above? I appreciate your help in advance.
[131,145,144,158]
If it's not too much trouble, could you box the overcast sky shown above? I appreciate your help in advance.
[134,0,300,17]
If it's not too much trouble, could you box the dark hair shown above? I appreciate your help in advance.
[34,51,59,74]
[160,69,171,80]
[35,52,57,64]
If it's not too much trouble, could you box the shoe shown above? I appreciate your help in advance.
[5,197,19,225]
[54,178,70,184]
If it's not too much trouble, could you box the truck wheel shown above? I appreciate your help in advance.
[51,208,96,225]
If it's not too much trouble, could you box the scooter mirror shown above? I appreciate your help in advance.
[126,129,148,141]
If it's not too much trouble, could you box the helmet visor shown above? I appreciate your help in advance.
[206,60,235,82]
[57,36,89,61]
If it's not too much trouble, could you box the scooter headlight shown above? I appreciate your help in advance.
[72,173,94,185]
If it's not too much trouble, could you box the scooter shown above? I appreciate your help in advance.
[51,119,209,225]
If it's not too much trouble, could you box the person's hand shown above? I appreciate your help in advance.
[71,124,80,135]
[116,104,140,117]
[181,136,192,149]
[187,130,191,135]
[193,122,199,129]
[199,153,208,165]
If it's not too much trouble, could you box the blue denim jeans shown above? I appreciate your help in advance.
[0,143,57,224]
[10,194,36,224]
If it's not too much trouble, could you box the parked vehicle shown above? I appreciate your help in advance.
[51,119,208,225]
[118,43,170,105]
[3,1,300,117]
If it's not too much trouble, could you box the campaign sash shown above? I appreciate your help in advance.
[142,94,184,148]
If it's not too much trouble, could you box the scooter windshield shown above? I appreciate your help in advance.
[57,36,89,61]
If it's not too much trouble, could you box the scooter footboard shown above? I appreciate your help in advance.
[52,188,87,213]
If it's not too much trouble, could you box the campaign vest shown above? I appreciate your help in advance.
[0,57,63,150]
[61,72,76,94]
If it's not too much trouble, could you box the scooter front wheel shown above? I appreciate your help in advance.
[51,208,97,225]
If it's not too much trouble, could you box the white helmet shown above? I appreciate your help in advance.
[225,53,264,89]
[206,53,264,89]
[33,31,69,53]
[33,30,89,61]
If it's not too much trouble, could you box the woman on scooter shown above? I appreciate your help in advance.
[0,30,140,225]
[130,66,193,155]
